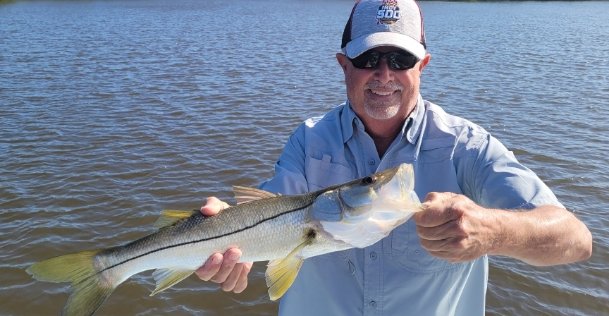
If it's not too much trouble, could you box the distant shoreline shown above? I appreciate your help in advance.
[1,0,606,4]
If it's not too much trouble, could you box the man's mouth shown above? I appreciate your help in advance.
[366,82,403,98]
[369,89,396,96]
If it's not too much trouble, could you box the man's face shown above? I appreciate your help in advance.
[337,46,430,125]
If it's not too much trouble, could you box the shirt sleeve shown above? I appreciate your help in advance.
[457,133,564,210]
[259,124,309,195]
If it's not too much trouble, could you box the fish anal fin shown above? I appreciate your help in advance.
[154,210,198,228]
[233,186,277,205]
[150,268,194,296]
[265,232,315,301]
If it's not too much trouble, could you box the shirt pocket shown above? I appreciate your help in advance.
[305,154,354,191]
[417,136,456,163]
[390,217,465,273]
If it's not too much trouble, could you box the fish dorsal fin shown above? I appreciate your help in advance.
[265,230,315,300]
[233,186,277,204]
[150,268,194,296]
[154,210,197,228]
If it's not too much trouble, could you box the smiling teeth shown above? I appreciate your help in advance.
[371,90,393,96]
[367,81,403,95]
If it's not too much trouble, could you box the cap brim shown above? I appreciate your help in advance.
[344,32,426,60]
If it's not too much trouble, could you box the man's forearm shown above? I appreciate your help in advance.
[489,205,592,266]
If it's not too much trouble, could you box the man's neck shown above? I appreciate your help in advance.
[350,98,419,158]
[363,117,405,158]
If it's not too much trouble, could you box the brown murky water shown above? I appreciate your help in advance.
[2,0,608,315]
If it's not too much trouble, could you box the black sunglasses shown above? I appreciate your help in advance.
[349,50,419,71]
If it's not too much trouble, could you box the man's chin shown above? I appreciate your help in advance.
[363,104,400,121]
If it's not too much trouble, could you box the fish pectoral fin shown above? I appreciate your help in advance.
[150,268,194,296]
[154,210,198,228]
[265,237,313,301]
[233,186,277,204]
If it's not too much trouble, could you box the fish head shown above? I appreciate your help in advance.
[315,163,421,248]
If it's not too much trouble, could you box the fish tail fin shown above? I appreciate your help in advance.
[26,250,116,316]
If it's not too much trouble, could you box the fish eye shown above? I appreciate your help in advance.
[362,176,375,185]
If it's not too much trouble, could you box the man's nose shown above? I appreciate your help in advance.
[373,58,394,83]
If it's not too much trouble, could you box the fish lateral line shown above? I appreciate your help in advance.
[99,200,316,273]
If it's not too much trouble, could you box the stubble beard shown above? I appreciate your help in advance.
[363,101,400,120]
[363,81,405,120]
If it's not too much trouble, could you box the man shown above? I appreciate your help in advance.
[194,0,592,314]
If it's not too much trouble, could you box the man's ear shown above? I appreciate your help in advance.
[418,53,432,72]
[336,53,350,73]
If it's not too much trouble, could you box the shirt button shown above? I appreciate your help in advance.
[369,300,377,308]
[368,159,376,166]
[369,251,377,260]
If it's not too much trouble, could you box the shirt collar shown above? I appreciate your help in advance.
[405,95,425,144]
[340,101,360,144]
[341,95,426,144]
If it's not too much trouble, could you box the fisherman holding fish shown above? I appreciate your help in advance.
[196,0,592,314]
[27,0,593,315]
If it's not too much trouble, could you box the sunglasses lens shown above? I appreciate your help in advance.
[350,51,380,69]
[389,52,418,70]
[349,50,418,70]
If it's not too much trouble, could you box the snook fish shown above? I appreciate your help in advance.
[27,163,421,316]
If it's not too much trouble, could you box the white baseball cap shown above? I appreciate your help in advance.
[341,0,427,60]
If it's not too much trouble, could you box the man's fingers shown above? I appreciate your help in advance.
[200,196,229,216]
[221,261,253,293]
[210,248,241,283]
[415,205,459,227]
[417,219,460,240]
[419,236,455,252]
[195,249,252,294]
[414,192,462,227]
[221,263,244,292]
[195,253,223,281]
[220,261,252,293]
[232,262,253,293]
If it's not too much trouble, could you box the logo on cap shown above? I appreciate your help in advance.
[377,0,400,25]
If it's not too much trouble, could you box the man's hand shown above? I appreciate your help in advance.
[194,197,253,293]
[413,192,498,263]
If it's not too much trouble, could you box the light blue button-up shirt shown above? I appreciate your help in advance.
[260,96,562,316]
